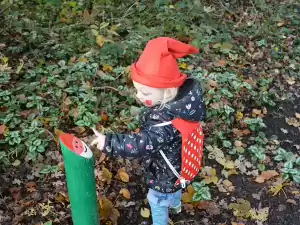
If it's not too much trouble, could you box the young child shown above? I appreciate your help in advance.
[91,37,206,225]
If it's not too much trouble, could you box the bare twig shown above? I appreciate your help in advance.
[0,0,14,15]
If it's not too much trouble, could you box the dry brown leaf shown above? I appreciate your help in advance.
[96,35,104,47]
[207,79,218,88]
[252,109,262,117]
[72,126,86,134]
[102,167,112,181]
[119,171,129,182]
[98,197,114,219]
[295,113,300,119]
[234,140,242,147]
[286,117,300,127]
[216,59,226,67]
[0,124,7,135]
[26,182,37,193]
[120,188,130,200]
[54,128,65,143]
[9,187,22,201]
[54,192,69,206]
[182,185,195,203]
[222,179,235,192]
[286,199,297,205]
[255,170,279,183]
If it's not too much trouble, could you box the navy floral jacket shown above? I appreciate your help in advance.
[103,79,206,193]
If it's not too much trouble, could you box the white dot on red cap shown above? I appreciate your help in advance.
[189,161,191,166]
[188,151,190,155]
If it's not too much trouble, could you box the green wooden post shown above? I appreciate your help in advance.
[59,133,99,225]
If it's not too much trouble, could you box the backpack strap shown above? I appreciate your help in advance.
[153,121,187,188]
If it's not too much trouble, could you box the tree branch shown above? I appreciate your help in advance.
[0,0,14,15]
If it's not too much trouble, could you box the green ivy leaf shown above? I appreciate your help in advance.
[200,187,212,200]
[222,140,232,148]
[283,173,290,181]
[37,145,45,153]
[76,120,85,127]
[258,163,265,171]
[281,168,290,174]
[192,192,202,202]
[289,169,298,175]
[274,155,284,161]
[295,157,300,166]
[292,175,300,184]
[284,161,294,169]
[43,221,53,225]
[192,181,205,191]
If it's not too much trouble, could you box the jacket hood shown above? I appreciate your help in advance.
[162,79,206,122]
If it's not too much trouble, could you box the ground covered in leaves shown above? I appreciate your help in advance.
[0,0,300,225]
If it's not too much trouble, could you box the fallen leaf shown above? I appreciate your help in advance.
[202,167,219,185]
[286,77,295,85]
[280,128,288,134]
[234,140,242,147]
[255,170,279,183]
[249,207,269,222]
[182,185,195,203]
[9,187,22,201]
[286,117,300,127]
[101,167,112,182]
[96,35,104,47]
[120,188,130,200]
[140,207,150,218]
[252,108,262,117]
[216,59,226,67]
[54,192,69,206]
[102,65,113,72]
[72,126,86,134]
[26,182,37,193]
[268,177,289,196]
[295,113,300,119]
[0,124,7,134]
[39,202,54,217]
[98,197,119,221]
[262,107,268,114]
[22,207,37,216]
[235,112,243,121]
[54,128,65,143]
[12,179,22,186]
[222,179,235,192]
[286,199,297,205]
[183,203,195,215]
[119,171,129,182]
[207,79,218,88]
[178,62,188,69]
[228,198,251,218]
[12,160,21,167]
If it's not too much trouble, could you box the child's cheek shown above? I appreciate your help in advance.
[144,100,152,106]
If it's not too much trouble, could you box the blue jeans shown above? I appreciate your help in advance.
[147,189,182,225]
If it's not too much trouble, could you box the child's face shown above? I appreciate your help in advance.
[133,82,164,107]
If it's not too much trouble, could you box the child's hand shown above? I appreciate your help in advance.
[91,128,106,151]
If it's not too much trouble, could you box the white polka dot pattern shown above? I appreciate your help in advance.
[174,123,204,186]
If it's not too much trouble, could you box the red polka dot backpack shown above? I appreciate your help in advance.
[155,118,204,188]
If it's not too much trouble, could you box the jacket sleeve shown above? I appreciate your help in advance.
[102,112,178,159]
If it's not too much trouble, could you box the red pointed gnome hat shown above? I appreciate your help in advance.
[130,37,199,88]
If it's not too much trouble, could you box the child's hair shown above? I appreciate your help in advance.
[158,87,178,109]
